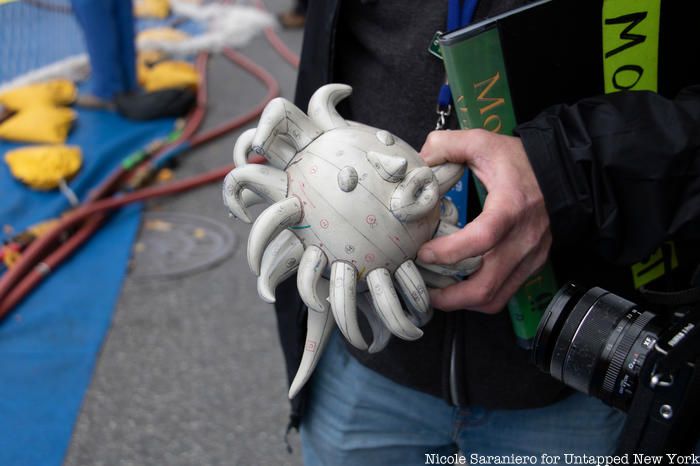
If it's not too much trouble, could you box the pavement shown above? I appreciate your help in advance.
[64,2,305,465]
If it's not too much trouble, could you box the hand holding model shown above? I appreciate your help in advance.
[419,129,552,314]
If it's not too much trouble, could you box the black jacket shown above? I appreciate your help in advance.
[276,0,700,427]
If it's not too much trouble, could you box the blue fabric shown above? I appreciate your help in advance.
[0,1,83,84]
[71,0,137,99]
[0,1,201,86]
[301,332,628,466]
[0,108,174,466]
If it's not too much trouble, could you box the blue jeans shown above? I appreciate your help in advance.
[301,331,627,466]
[72,0,137,99]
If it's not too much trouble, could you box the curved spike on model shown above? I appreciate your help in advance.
[329,261,368,351]
[357,291,392,354]
[223,83,484,395]
[257,230,304,303]
[367,268,423,341]
[390,167,440,222]
[367,151,408,182]
[307,83,352,131]
[247,197,303,275]
[222,164,288,223]
[288,281,335,399]
[252,97,323,169]
[297,245,330,313]
[232,128,257,167]
[394,259,430,315]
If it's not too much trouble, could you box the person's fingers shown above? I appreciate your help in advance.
[418,190,516,264]
[419,129,485,167]
[428,228,528,311]
[430,237,549,313]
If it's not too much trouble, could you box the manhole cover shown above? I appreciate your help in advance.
[130,212,237,279]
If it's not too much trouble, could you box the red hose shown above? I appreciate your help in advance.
[264,28,300,69]
[0,161,266,317]
[254,0,301,69]
[191,48,279,146]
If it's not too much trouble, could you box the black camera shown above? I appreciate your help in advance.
[531,282,700,454]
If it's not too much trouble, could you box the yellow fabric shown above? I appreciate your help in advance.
[4,145,82,190]
[0,106,76,144]
[137,50,165,86]
[2,247,21,269]
[28,218,61,238]
[0,79,77,111]
[134,0,170,19]
[137,27,189,44]
[140,60,199,92]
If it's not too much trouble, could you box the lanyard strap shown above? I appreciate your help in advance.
[436,0,479,127]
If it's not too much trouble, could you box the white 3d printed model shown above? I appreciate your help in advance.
[223,84,481,398]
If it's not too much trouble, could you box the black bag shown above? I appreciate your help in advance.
[115,87,196,120]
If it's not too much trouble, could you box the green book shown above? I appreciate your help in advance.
[440,3,557,349]
[438,0,699,347]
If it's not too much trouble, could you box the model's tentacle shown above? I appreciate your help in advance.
[297,245,330,313]
[307,83,352,131]
[390,167,440,222]
[366,151,408,182]
[252,97,323,169]
[257,230,304,303]
[431,163,464,196]
[232,128,257,167]
[394,259,430,315]
[367,268,423,341]
[222,164,288,223]
[407,306,434,328]
[439,198,459,225]
[417,265,459,288]
[240,189,265,210]
[289,299,335,399]
[329,261,368,350]
[247,197,303,276]
[357,291,392,354]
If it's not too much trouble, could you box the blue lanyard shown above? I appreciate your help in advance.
[437,0,479,115]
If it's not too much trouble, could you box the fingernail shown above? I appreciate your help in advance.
[418,248,436,264]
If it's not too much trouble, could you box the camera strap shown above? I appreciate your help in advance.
[639,281,700,309]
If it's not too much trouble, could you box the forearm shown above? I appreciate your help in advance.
[517,86,700,264]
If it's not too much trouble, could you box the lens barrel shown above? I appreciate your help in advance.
[533,283,661,411]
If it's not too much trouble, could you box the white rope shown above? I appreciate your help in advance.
[58,178,80,207]
[139,3,274,56]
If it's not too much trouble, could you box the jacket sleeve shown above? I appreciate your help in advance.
[516,86,700,265]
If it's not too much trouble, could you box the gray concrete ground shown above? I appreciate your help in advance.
[64,3,305,465]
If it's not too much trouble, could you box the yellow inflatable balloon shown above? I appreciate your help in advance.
[134,0,170,19]
[4,145,82,190]
[140,60,199,92]
[0,80,77,111]
[0,106,76,144]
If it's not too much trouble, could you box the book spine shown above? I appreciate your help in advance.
[441,28,557,349]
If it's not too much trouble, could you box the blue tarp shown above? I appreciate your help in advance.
[0,110,174,466]
[0,3,205,463]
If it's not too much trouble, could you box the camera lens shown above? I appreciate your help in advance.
[532,283,662,411]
